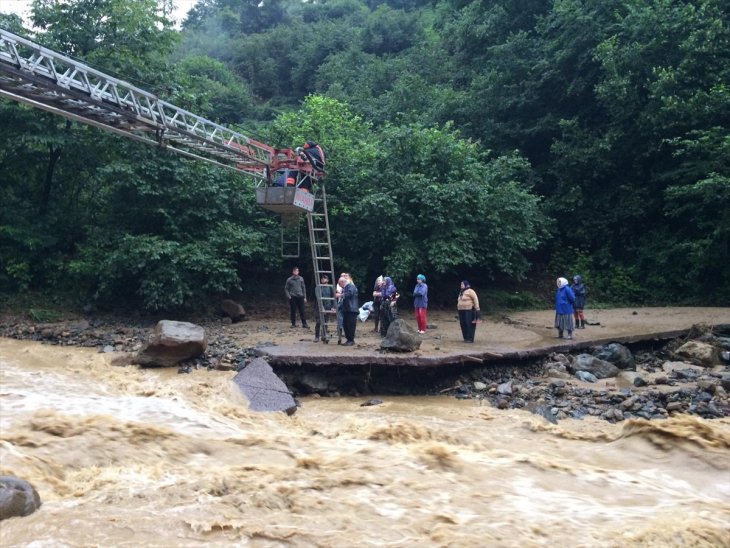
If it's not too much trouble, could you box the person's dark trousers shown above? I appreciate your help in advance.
[313,301,328,339]
[343,311,358,343]
[459,309,476,342]
[372,300,381,332]
[290,296,307,327]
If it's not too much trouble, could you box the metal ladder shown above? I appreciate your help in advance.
[280,214,300,258]
[307,184,337,343]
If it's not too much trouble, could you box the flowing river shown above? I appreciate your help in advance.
[1,338,729,547]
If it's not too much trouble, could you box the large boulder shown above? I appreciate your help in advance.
[221,299,246,322]
[233,358,297,413]
[380,319,422,353]
[593,343,635,370]
[674,341,721,367]
[570,354,620,379]
[134,320,207,367]
[0,476,41,520]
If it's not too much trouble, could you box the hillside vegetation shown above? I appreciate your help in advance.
[0,0,728,311]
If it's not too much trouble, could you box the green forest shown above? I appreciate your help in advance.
[0,0,728,313]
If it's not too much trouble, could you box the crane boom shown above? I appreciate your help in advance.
[0,27,312,181]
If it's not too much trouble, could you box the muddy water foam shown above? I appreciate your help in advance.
[1,338,728,547]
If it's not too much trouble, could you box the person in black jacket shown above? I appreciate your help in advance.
[338,276,359,346]
[571,275,587,329]
[284,267,308,329]
[313,273,335,342]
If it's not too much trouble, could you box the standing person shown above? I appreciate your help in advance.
[372,276,384,333]
[313,273,335,342]
[413,274,429,334]
[335,273,351,343]
[457,280,481,343]
[571,275,587,329]
[284,266,309,329]
[378,276,399,337]
[339,276,359,346]
[555,277,576,339]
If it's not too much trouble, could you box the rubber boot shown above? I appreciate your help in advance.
[557,329,564,339]
[582,319,586,328]
[565,331,573,340]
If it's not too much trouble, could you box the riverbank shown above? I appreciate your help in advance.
[1,307,729,422]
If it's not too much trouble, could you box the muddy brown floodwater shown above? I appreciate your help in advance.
[1,337,729,547]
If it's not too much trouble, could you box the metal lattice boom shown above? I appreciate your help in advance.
[0,28,292,181]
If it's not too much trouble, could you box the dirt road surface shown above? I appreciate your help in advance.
[224,307,730,366]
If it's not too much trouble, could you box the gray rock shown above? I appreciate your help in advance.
[572,354,620,379]
[134,320,207,367]
[380,319,422,353]
[576,370,598,383]
[473,381,487,391]
[633,376,647,387]
[545,362,568,373]
[0,476,41,520]
[221,299,247,322]
[721,375,730,391]
[616,371,643,389]
[497,381,513,395]
[527,403,558,424]
[593,343,635,370]
[675,341,721,367]
[233,357,297,413]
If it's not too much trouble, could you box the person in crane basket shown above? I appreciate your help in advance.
[299,141,326,173]
[295,141,326,194]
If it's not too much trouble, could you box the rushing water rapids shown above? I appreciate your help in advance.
[1,338,729,547]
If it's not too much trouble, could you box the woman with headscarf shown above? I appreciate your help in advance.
[457,280,481,343]
[372,275,384,333]
[555,277,576,339]
[378,277,399,337]
[413,274,429,334]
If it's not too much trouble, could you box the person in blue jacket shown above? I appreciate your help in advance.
[413,274,429,334]
[555,277,576,339]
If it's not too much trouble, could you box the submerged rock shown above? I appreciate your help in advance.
[233,357,297,413]
[0,476,41,520]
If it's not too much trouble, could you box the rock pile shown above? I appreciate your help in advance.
[449,336,730,422]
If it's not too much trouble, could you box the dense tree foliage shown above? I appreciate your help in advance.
[0,0,727,311]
